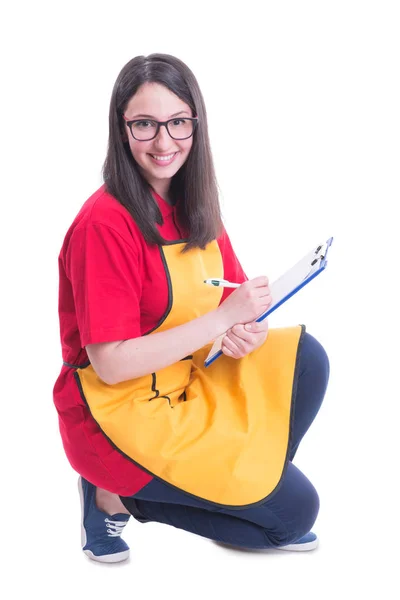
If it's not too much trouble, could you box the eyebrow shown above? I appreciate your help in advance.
[130,110,190,119]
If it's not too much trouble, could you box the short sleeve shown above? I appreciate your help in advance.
[65,222,142,346]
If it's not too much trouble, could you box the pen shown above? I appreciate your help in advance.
[204,278,241,288]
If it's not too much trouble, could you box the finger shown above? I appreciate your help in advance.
[245,319,269,332]
[223,335,244,353]
[227,332,261,356]
[259,292,273,301]
[221,342,241,358]
[227,326,250,344]
[224,333,253,355]
[230,325,256,344]
[247,276,269,288]
[222,345,233,356]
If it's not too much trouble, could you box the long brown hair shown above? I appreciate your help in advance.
[103,54,224,253]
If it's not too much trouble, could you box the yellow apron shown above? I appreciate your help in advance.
[75,240,304,507]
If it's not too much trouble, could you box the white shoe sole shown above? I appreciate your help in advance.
[83,548,130,563]
[78,477,130,563]
[277,538,318,552]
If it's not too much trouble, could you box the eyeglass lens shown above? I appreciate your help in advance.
[131,119,195,140]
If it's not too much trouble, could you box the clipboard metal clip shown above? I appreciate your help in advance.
[311,238,332,266]
[311,244,325,266]
[305,239,332,278]
[311,253,324,266]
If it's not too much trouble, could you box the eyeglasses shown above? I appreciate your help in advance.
[123,116,198,141]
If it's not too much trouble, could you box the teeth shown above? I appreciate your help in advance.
[151,153,175,161]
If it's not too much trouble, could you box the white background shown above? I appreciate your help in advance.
[2,1,399,598]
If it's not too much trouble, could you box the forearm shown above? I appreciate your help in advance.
[104,308,230,384]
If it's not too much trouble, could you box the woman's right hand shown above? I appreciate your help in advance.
[216,276,272,328]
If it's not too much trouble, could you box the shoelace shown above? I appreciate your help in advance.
[105,517,126,537]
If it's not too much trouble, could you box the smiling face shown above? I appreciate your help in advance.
[123,82,194,199]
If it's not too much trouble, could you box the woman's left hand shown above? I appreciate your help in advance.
[221,319,269,359]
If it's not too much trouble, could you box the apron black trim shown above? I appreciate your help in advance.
[63,360,91,369]
[149,373,159,398]
[161,239,189,245]
[149,372,171,405]
[73,324,306,510]
[141,245,175,336]
[64,244,191,367]
[264,323,307,503]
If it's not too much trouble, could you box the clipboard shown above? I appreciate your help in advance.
[204,236,333,367]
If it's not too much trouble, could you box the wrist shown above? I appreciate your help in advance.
[214,305,233,334]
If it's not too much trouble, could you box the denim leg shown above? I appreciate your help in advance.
[121,462,319,549]
[289,332,330,460]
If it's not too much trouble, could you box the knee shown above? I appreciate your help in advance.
[295,478,320,539]
[277,478,320,545]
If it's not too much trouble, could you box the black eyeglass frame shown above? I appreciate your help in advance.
[122,115,199,141]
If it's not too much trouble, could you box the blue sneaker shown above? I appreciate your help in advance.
[277,531,318,552]
[78,476,130,563]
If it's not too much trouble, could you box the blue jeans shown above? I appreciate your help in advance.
[120,332,330,549]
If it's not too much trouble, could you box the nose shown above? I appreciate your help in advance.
[153,124,173,148]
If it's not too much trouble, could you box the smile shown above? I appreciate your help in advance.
[149,152,178,166]
[150,153,177,161]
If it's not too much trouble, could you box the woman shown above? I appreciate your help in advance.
[53,53,330,563]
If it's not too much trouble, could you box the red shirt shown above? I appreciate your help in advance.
[53,184,248,494]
